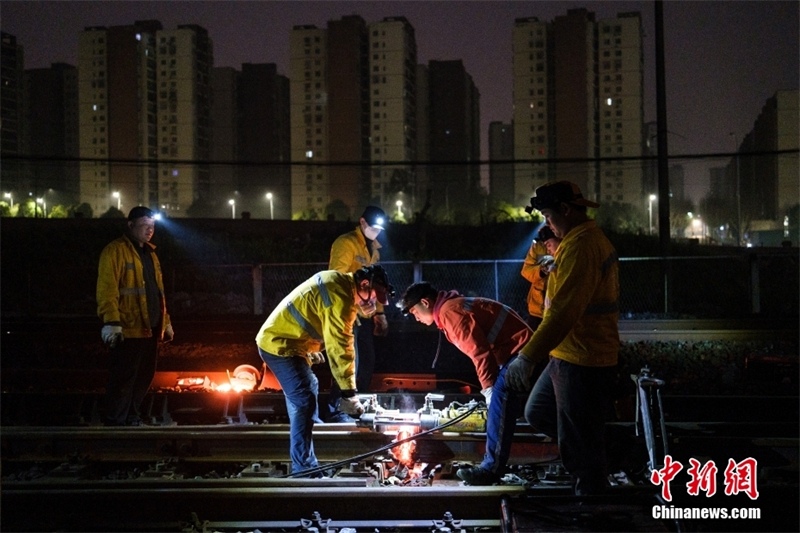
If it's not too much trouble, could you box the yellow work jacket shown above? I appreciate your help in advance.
[520,240,550,318]
[520,220,619,367]
[256,270,359,391]
[96,235,170,339]
[329,226,383,314]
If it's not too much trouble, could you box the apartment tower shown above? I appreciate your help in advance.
[368,16,417,214]
[78,21,160,216]
[512,9,644,209]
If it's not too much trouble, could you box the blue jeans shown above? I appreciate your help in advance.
[258,348,321,475]
[479,355,525,476]
[524,357,615,494]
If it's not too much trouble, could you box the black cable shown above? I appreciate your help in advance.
[284,401,482,478]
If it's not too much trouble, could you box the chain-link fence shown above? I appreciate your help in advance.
[2,251,796,319]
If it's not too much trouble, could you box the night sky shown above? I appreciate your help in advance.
[3,1,798,202]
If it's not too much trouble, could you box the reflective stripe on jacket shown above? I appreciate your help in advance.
[329,226,383,313]
[520,220,619,367]
[520,240,549,318]
[96,235,170,339]
[255,270,358,390]
[433,290,533,390]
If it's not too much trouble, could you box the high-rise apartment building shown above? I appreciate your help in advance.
[289,24,331,218]
[238,63,290,219]
[78,21,212,217]
[512,17,551,207]
[512,9,644,209]
[597,12,644,206]
[428,59,481,222]
[24,63,79,203]
[730,89,799,224]
[289,15,418,221]
[368,16,417,213]
[78,21,160,216]
[155,25,213,216]
[1,32,25,195]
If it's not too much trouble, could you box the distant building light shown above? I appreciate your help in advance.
[135,33,142,41]
[92,104,97,111]
[305,150,313,159]
[606,98,613,106]
[172,169,179,176]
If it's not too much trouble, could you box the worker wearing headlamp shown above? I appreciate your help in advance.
[326,205,389,423]
[398,282,533,486]
[506,181,620,496]
[255,265,394,477]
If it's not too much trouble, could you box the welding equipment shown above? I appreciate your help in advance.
[357,393,488,433]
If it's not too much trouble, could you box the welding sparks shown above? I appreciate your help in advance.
[392,425,419,468]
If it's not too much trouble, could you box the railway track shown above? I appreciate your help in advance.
[1,319,797,531]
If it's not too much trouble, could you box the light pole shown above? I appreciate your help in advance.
[396,199,403,217]
[228,199,236,219]
[3,192,13,208]
[648,194,656,235]
[266,192,273,220]
[112,191,121,210]
[36,197,47,218]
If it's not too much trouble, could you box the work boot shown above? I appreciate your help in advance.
[456,466,500,486]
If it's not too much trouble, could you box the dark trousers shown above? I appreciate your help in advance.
[103,335,159,425]
[326,320,375,417]
[524,357,616,495]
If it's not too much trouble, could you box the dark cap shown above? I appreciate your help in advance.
[355,264,395,305]
[397,281,438,314]
[361,206,387,230]
[536,225,557,242]
[528,181,600,212]
[127,206,156,221]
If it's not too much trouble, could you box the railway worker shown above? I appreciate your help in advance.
[255,265,394,477]
[505,181,620,496]
[520,225,561,330]
[325,205,389,423]
[96,206,174,426]
[397,282,534,486]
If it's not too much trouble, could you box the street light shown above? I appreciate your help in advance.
[648,194,657,235]
[266,192,274,220]
[112,191,121,210]
[3,192,13,208]
[228,199,236,219]
[36,197,46,218]
[396,199,403,216]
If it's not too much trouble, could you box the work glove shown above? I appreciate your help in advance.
[163,324,174,343]
[481,386,493,408]
[505,354,537,393]
[306,351,326,365]
[373,313,389,336]
[338,396,365,417]
[101,325,123,348]
[357,298,377,318]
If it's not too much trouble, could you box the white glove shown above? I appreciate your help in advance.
[338,396,365,417]
[307,351,326,365]
[373,313,389,336]
[481,386,494,408]
[505,354,537,392]
[101,325,123,348]
[163,324,174,342]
